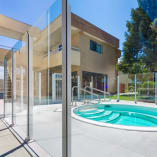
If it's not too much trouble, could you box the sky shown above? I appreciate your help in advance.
[0,0,138,49]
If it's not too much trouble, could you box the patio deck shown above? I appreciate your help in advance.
[0,119,31,157]
[3,100,157,157]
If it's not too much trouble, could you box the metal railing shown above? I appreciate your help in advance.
[72,86,100,106]
[85,86,112,102]
[42,46,80,57]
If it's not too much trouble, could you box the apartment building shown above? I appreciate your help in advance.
[2,12,120,103]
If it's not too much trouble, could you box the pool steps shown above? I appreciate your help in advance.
[87,111,113,119]
[94,112,120,122]
[74,104,157,128]
[78,110,121,123]
[77,109,105,117]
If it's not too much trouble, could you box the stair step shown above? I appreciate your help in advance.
[99,113,121,122]
[88,111,112,119]
[77,109,104,117]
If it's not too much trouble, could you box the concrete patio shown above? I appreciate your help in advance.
[0,119,31,157]
[3,100,157,157]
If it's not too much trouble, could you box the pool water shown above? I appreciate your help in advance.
[74,104,157,127]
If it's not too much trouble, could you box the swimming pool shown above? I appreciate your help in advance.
[73,104,157,131]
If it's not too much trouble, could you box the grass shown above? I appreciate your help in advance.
[111,95,135,101]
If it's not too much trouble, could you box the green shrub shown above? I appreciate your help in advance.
[141,81,155,88]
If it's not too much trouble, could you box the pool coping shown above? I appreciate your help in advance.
[72,103,157,132]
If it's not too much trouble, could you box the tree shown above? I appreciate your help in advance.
[137,0,157,21]
[118,7,157,73]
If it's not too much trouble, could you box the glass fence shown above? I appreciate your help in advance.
[69,0,157,157]
[3,0,65,156]
[2,0,157,157]
[117,73,156,104]
[136,73,155,103]
[30,0,62,155]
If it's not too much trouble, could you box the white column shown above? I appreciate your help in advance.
[14,56,16,101]
[90,76,93,99]
[117,75,120,102]
[52,74,56,102]
[20,67,24,110]
[38,72,41,104]
[77,76,80,100]
[104,76,107,99]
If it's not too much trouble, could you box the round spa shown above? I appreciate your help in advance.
[72,104,157,131]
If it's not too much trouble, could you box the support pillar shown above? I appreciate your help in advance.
[20,67,24,110]
[38,72,41,104]
[52,74,56,102]
[90,76,93,99]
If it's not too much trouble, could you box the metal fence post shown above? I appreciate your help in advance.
[104,76,107,99]
[11,49,16,125]
[20,67,24,110]
[3,57,7,118]
[147,80,150,96]
[135,74,137,104]
[117,75,120,102]
[47,10,50,105]
[62,0,71,156]
[77,76,80,100]
[26,32,33,141]
[52,74,56,102]
[155,73,157,105]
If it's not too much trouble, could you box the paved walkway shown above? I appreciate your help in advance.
[0,119,31,157]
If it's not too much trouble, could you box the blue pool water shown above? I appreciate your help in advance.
[74,104,157,127]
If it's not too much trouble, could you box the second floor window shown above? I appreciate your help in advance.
[90,40,102,54]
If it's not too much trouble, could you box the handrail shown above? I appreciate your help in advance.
[42,46,80,57]
[85,86,112,102]
[72,86,100,106]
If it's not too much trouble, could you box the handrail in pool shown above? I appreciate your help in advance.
[84,86,112,102]
[72,86,100,106]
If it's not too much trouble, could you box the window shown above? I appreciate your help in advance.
[90,40,102,54]
[58,44,62,51]
[90,40,97,51]
[96,44,102,54]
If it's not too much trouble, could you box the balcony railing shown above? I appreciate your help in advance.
[42,45,80,57]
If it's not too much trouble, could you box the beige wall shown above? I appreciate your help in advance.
[6,29,119,98]
[79,32,117,93]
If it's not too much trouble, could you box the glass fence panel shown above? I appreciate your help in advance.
[29,0,62,156]
[118,73,135,102]
[136,73,155,103]
[12,34,28,135]
[70,0,157,156]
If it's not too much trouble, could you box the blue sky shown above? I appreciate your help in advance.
[0,0,138,49]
